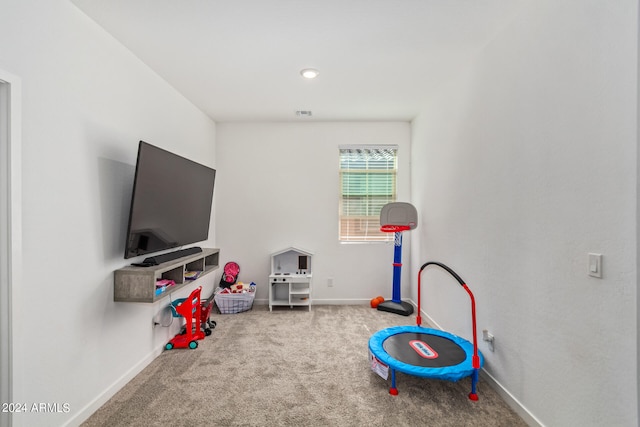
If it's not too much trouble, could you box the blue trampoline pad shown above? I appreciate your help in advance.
[369,325,484,382]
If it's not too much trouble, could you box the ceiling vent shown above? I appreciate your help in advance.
[296,110,313,118]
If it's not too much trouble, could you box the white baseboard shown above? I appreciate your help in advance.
[416,302,543,427]
[480,369,544,427]
[62,345,165,427]
[311,298,371,305]
[254,298,372,306]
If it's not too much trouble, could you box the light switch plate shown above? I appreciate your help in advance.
[588,253,602,278]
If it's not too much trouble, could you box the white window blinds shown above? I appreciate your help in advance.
[339,146,398,242]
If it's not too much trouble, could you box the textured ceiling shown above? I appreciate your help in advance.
[72,0,526,122]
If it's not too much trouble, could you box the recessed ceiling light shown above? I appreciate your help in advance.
[300,68,319,79]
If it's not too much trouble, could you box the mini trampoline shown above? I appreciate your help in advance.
[368,262,484,399]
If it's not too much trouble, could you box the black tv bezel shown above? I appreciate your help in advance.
[123,141,216,260]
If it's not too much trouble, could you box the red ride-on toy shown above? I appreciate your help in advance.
[166,286,206,350]
[199,292,217,335]
[179,291,217,336]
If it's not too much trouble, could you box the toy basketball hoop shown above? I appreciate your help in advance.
[378,202,417,316]
[380,225,411,233]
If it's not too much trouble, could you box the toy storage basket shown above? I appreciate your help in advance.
[214,290,255,314]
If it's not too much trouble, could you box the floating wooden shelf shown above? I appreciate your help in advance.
[114,248,220,303]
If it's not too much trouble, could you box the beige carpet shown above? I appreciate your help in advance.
[82,305,527,426]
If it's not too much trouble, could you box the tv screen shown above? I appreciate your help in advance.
[124,141,216,259]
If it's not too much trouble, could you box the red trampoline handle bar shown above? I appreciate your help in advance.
[417,262,480,367]
[416,270,422,326]
[462,284,480,369]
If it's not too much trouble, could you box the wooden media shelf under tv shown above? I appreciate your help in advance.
[114,248,220,303]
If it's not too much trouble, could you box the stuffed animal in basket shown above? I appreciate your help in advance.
[231,282,249,293]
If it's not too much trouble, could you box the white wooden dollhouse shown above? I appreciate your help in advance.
[268,247,313,311]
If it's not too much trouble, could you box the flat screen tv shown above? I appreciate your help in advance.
[124,141,216,261]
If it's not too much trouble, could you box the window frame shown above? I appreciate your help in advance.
[338,145,398,243]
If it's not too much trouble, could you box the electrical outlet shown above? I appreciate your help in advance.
[327,277,334,287]
[482,329,495,352]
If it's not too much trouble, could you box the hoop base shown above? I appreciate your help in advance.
[376,300,414,316]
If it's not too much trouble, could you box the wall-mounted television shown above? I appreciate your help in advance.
[124,141,216,262]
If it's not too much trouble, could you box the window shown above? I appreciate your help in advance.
[339,146,398,242]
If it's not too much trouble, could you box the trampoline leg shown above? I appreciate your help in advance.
[389,369,398,395]
[468,368,479,401]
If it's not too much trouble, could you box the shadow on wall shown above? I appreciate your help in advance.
[97,156,135,261]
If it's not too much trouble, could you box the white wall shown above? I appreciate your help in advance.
[215,122,411,305]
[0,1,217,426]
[1,1,637,426]
[410,1,638,426]
[637,1,640,419]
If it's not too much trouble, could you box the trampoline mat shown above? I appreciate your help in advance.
[383,332,466,368]
[369,326,483,380]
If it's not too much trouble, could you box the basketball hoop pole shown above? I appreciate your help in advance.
[377,228,414,316]
[391,231,403,303]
